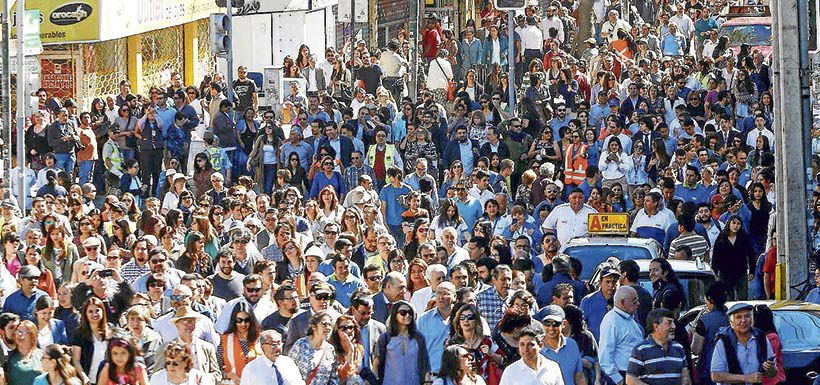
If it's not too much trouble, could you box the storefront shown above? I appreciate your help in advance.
[10,0,221,107]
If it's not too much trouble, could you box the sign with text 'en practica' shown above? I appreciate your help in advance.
[587,213,629,235]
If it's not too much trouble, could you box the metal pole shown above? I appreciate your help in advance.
[773,0,811,299]
[507,10,515,113]
[225,1,234,102]
[1,0,11,187]
[411,0,419,99]
[350,0,356,87]
[15,0,25,211]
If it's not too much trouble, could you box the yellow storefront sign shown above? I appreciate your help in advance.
[587,213,629,235]
[10,0,101,44]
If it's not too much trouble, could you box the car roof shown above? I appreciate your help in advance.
[634,259,714,275]
[721,17,772,26]
[564,237,659,247]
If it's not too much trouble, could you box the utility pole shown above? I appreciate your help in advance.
[1,0,11,187]
[15,0,25,211]
[507,10,515,112]
[350,0,356,88]
[772,0,812,299]
[411,0,419,99]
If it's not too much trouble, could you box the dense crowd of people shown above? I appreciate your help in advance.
[0,0,814,385]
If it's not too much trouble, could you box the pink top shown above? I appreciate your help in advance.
[762,332,786,385]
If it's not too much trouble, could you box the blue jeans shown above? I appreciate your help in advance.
[263,164,277,194]
[78,160,95,185]
[388,224,405,249]
[121,149,136,161]
[54,153,76,177]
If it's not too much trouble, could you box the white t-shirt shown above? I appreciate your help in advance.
[499,357,563,385]
[150,369,215,385]
[89,336,108,383]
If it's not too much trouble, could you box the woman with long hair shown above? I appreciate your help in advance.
[458,69,485,102]
[329,56,353,103]
[691,281,729,385]
[176,231,214,276]
[490,310,532,368]
[440,161,465,198]
[748,135,771,168]
[26,110,51,171]
[598,136,631,189]
[25,245,57,297]
[217,302,262,383]
[96,338,149,385]
[275,239,309,297]
[376,301,430,385]
[247,123,281,194]
[712,215,757,300]
[70,297,114,384]
[113,104,138,161]
[747,182,772,256]
[237,107,260,152]
[753,304,787,385]
[192,153,215,198]
[5,320,44,385]
[406,258,429,296]
[732,69,758,118]
[448,304,502,385]
[436,345,487,385]
[583,127,602,170]
[190,215,220,259]
[404,219,433,261]
[284,152,309,194]
[34,344,82,385]
[330,315,366,385]
[34,295,67,347]
[563,304,599,385]
[108,218,137,258]
[159,225,185,262]
[291,312,338,385]
[340,208,365,244]
[74,215,108,258]
[43,226,79,286]
[404,128,439,178]
[317,185,343,223]
[467,110,489,146]
[649,257,687,310]
[295,44,311,70]
[1,233,22,276]
[430,198,468,242]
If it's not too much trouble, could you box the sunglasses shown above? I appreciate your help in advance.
[169,294,190,302]
[167,361,182,367]
[150,259,166,264]
[245,287,262,293]
[234,239,250,244]
[367,275,382,282]
[544,321,562,327]
[235,317,251,324]
[397,309,412,317]
[339,324,356,332]
[149,283,165,289]
[459,313,476,321]
[314,293,332,301]
[84,246,98,251]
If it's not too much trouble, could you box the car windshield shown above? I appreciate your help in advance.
[774,310,820,352]
[563,245,653,280]
[720,24,772,47]
[637,273,715,309]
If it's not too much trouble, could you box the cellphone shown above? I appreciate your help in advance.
[99,269,114,278]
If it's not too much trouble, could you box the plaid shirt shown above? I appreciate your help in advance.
[477,286,508,329]
[121,260,151,284]
[343,164,376,192]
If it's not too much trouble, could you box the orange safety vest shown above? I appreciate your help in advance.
[563,142,589,185]
[220,333,262,377]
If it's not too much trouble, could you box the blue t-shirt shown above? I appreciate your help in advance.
[380,183,411,226]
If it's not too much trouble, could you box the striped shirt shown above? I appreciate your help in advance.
[627,337,687,385]
[668,232,711,260]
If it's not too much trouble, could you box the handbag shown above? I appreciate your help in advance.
[306,347,329,385]
[433,58,456,101]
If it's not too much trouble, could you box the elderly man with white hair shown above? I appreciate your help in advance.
[440,226,469,269]
[241,330,305,385]
[410,264,448,313]
[599,285,644,385]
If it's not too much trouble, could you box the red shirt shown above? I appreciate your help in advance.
[422,27,442,58]
[762,245,777,297]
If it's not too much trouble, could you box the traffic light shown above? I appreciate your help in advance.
[210,13,230,55]
[494,0,526,10]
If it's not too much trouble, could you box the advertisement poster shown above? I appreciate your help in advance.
[40,58,75,100]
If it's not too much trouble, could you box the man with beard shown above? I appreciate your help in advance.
[209,250,245,301]
[440,227,470,270]
[0,313,19,365]
[443,125,480,176]
[697,202,722,247]
[134,249,185,293]
[352,227,379,269]
[532,233,561,292]
[627,308,688,385]
[261,285,300,335]
[215,274,277,333]
[579,266,620,341]
[121,236,155,284]
[283,283,342,353]
[548,103,572,139]
[476,265,513,328]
